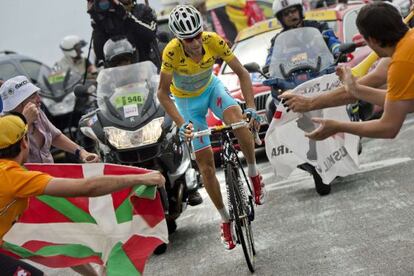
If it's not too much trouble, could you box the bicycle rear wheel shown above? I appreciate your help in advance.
[225,163,256,272]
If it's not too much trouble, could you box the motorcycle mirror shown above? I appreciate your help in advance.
[243,62,261,73]
[157,31,171,43]
[244,62,268,79]
[63,68,72,89]
[352,33,367,47]
[74,84,89,98]
[338,43,357,55]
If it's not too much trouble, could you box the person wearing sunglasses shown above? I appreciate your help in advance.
[157,5,266,251]
[264,0,341,72]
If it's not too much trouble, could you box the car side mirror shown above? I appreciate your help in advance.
[244,62,268,79]
[339,42,357,54]
[243,62,261,73]
[74,84,89,98]
[352,33,367,47]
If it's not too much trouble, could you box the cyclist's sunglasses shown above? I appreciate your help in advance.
[282,7,298,17]
[183,32,202,43]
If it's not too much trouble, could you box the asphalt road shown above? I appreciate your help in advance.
[33,116,414,275]
[144,117,414,276]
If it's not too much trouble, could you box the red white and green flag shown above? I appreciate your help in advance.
[1,163,168,275]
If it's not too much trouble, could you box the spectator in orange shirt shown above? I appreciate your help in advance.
[305,2,414,140]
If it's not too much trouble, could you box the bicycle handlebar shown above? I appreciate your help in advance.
[192,121,248,138]
[191,120,262,146]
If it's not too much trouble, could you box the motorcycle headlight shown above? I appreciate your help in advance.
[42,93,76,116]
[104,117,164,149]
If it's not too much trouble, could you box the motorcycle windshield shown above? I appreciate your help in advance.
[40,70,82,98]
[96,61,159,128]
[269,27,334,79]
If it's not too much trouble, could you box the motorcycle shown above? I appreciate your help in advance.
[262,27,360,123]
[75,61,201,235]
[38,69,97,161]
[244,27,358,196]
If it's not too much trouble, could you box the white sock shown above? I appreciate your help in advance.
[218,207,230,222]
[247,163,258,177]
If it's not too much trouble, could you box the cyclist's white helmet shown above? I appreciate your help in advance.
[272,0,304,22]
[60,35,87,59]
[168,5,203,39]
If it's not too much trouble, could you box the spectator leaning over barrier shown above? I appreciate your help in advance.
[305,2,414,140]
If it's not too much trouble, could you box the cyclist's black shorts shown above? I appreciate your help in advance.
[0,252,43,275]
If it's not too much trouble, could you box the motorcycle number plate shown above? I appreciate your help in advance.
[115,93,144,108]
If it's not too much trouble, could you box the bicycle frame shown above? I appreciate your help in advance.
[219,128,254,198]
[191,121,257,272]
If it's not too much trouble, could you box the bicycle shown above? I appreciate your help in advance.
[191,120,258,272]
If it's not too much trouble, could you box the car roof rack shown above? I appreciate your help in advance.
[0,50,17,55]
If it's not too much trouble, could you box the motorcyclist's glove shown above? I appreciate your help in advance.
[179,121,192,139]
[245,108,261,123]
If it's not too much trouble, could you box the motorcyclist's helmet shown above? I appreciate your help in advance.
[60,35,87,60]
[103,37,138,68]
[272,0,304,25]
[168,5,203,39]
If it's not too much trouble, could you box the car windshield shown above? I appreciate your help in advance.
[222,29,280,74]
[342,7,361,43]
[96,61,159,128]
[269,27,333,79]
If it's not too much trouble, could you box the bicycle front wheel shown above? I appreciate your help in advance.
[225,163,256,272]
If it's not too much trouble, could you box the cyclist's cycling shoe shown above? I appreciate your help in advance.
[188,190,203,206]
[220,221,236,250]
[250,174,266,205]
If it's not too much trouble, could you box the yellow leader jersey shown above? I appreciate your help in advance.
[161,32,235,98]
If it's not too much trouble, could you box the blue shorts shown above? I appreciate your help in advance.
[175,76,239,152]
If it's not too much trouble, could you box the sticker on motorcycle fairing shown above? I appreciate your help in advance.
[115,93,144,108]
[47,72,65,84]
[123,104,139,118]
[291,53,308,63]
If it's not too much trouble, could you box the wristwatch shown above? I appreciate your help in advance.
[74,147,84,160]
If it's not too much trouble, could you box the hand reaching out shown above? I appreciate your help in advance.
[336,66,359,97]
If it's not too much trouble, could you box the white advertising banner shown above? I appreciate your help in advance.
[265,73,360,184]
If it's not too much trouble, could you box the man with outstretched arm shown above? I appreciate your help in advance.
[303,2,414,140]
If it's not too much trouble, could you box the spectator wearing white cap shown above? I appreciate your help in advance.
[0,76,99,163]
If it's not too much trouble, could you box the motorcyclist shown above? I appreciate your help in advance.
[54,35,97,77]
[264,0,341,72]
[87,0,160,68]
[101,37,204,206]
[264,0,342,196]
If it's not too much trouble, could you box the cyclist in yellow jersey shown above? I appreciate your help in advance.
[157,5,266,250]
